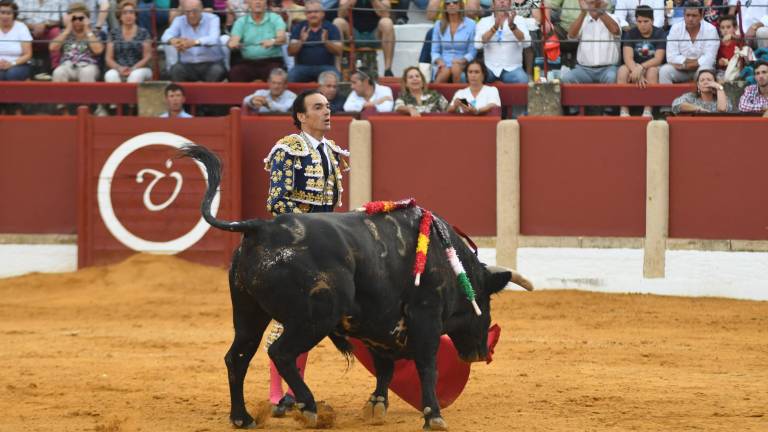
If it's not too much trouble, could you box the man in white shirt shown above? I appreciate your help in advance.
[660,0,719,83]
[560,0,621,84]
[728,0,768,48]
[614,0,665,30]
[474,0,531,83]
[243,68,297,113]
[342,70,394,112]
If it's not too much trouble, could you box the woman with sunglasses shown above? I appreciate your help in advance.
[104,0,152,83]
[431,0,476,83]
[50,3,104,83]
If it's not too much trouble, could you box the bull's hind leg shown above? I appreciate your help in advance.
[362,351,394,424]
[225,270,272,428]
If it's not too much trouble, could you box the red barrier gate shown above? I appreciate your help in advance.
[0,116,78,233]
[518,117,648,237]
[668,117,768,240]
[77,108,242,267]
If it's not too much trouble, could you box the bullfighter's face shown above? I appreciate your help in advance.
[298,93,331,136]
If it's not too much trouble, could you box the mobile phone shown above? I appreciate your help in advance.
[458,98,470,105]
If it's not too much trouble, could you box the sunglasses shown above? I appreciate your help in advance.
[444,0,460,4]
[71,15,86,21]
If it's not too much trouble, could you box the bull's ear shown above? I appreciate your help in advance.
[486,266,512,294]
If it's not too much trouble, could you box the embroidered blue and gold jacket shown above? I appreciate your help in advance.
[264,133,350,215]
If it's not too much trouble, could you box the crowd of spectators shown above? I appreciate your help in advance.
[1,0,768,117]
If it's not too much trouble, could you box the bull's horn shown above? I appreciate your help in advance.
[488,266,534,291]
[510,269,534,291]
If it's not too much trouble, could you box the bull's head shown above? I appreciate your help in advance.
[448,266,533,363]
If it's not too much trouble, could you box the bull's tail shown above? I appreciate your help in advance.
[178,144,258,233]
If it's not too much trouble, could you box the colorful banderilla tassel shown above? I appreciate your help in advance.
[413,209,433,286]
[446,248,481,316]
[357,198,416,215]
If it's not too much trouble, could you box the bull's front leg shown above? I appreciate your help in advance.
[408,310,447,431]
[362,350,394,424]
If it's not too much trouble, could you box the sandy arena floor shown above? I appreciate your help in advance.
[0,254,766,432]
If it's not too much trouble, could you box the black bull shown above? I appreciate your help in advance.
[180,145,533,430]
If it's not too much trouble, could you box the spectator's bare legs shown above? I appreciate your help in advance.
[642,66,658,116]
[617,64,631,116]
[377,17,394,72]
[433,61,451,83]
[450,58,466,83]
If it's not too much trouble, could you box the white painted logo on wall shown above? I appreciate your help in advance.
[97,132,220,254]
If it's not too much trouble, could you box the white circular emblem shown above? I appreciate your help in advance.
[97,132,220,254]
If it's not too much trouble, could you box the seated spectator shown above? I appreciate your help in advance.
[728,0,768,49]
[0,0,33,81]
[242,67,297,112]
[226,0,248,29]
[446,60,501,114]
[333,0,395,76]
[104,0,153,83]
[671,68,731,113]
[511,0,541,75]
[160,82,194,117]
[716,15,743,80]
[703,0,727,27]
[343,69,394,112]
[431,0,476,83]
[16,0,65,72]
[543,0,582,67]
[560,0,621,85]
[665,0,685,28]
[660,0,719,83]
[161,0,227,82]
[614,0,664,30]
[474,0,530,84]
[137,0,170,34]
[286,0,341,82]
[227,0,287,82]
[738,60,768,114]
[394,66,449,116]
[317,69,345,112]
[50,3,104,83]
[617,5,666,117]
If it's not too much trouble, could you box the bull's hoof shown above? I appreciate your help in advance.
[424,416,449,431]
[291,401,336,429]
[230,415,256,429]
[361,395,387,425]
[231,403,270,429]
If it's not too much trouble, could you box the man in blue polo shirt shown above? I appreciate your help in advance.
[286,0,342,82]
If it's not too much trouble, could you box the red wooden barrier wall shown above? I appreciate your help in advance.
[668,118,768,240]
[368,116,498,235]
[0,116,78,233]
[518,117,648,237]
[240,115,352,220]
[77,109,241,267]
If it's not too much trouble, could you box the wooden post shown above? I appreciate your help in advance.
[496,120,520,269]
[349,119,372,209]
[644,120,669,278]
